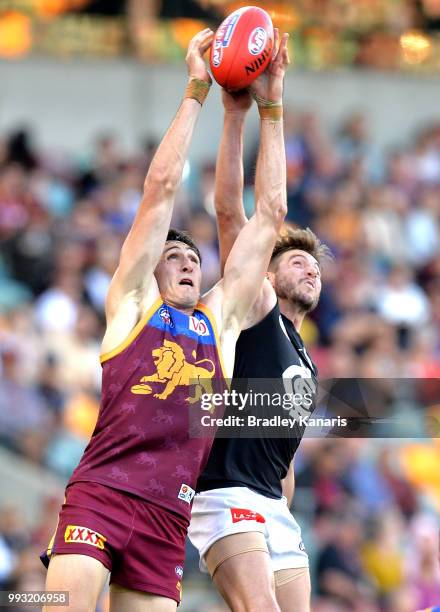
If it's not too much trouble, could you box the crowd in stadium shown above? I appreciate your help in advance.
[0,105,439,610]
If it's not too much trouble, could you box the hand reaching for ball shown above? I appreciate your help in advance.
[210,7,275,90]
[186,28,214,84]
[248,29,290,105]
[221,89,253,114]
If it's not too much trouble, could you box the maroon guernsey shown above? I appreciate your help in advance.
[69,297,226,522]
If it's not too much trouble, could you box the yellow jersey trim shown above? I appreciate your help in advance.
[46,533,55,557]
[196,301,229,384]
[100,297,163,364]
[46,495,65,557]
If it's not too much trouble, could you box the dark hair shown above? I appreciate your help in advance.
[270,227,332,268]
[166,229,202,264]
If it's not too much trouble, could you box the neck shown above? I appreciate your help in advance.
[163,298,195,316]
[278,298,306,331]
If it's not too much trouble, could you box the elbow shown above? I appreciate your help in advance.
[276,198,288,226]
[144,163,180,195]
[259,193,287,229]
[215,205,232,221]
[215,199,245,221]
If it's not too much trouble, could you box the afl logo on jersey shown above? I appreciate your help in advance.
[159,306,173,327]
[175,565,184,579]
[178,483,195,504]
[189,316,210,336]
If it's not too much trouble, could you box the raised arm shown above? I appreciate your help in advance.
[215,30,287,275]
[205,35,290,374]
[240,31,291,328]
[102,29,213,354]
[215,90,252,273]
[222,83,287,332]
[250,31,289,221]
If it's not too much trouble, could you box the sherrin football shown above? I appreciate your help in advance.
[210,6,274,91]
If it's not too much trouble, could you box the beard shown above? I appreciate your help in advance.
[275,277,319,313]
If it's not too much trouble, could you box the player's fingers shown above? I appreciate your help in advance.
[189,27,211,45]
[274,32,289,67]
[199,28,214,41]
[196,29,213,46]
[188,28,212,51]
[199,31,214,54]
[272,28,280,61]
[234,89,251,100]
[281,33,290,65]
[196,27,213,39]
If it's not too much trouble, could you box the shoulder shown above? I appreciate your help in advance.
[241,279,277,330]
[101,282,161,357]
[200,281,223,328]
[201,279,277,332]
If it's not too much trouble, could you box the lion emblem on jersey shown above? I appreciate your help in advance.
[131,340,216,403]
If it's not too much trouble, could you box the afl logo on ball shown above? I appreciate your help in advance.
[248,27,267,55]
[222,12,240,47]
[212,39,223,67]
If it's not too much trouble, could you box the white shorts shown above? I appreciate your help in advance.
[188,486,308,573]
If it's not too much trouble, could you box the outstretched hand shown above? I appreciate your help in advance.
[221,88,253,114]
[186,28,214,83]
[248,29,290,104]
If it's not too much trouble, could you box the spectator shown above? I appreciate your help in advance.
[0,103,439,609]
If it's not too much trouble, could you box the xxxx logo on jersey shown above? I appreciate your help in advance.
[64,525,107,550]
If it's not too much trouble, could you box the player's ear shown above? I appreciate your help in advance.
[266,271,275,288]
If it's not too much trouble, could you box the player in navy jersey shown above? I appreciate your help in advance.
[188,68,331,611]
[42,29,290,612]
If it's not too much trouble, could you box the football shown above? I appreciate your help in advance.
[210,6,274,91]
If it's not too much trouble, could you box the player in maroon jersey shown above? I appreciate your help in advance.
[42,29,289,611]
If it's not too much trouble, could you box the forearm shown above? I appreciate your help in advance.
[145,95,202,196]
[255,114,287,220]
[118,77,210,290]
[215,111,247,271]
[122,93,204,264]
[251,30,289,214]
[221,112,286,330]
[106,27,213,311]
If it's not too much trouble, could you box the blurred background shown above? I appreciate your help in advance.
[0,1,440,611]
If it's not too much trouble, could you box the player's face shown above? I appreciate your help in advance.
[271,249,321,312]
[154,241,202,310]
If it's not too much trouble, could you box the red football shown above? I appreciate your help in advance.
[210,6,274,91]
